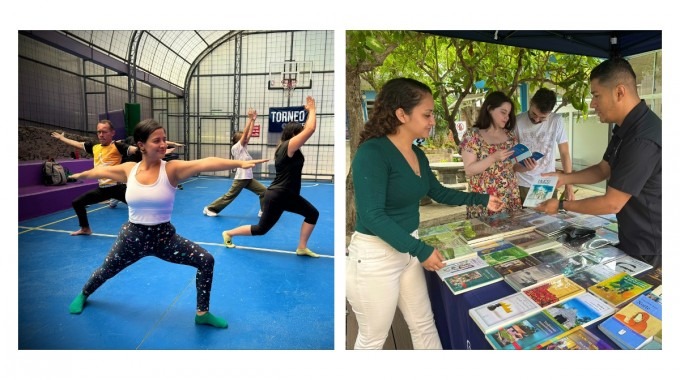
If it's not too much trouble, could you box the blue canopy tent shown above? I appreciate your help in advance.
[422,30,661,58]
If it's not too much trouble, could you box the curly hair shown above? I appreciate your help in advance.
[472,91,516,131]
[358,78,432,146]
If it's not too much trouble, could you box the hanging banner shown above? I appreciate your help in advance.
[251,124,260,137]
[268,106,307,132]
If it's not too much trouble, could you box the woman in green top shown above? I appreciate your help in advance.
[347,78,503,349]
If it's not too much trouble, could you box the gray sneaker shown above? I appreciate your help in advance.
[109,199,120,208]
[203,207,217,217]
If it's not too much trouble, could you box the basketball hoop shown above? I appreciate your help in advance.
[282,78,297,98]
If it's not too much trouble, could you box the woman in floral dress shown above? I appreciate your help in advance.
[460,91,522,218]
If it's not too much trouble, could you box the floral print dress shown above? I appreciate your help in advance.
[460,127,522,218]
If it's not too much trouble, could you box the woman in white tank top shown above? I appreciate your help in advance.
[67,119,267,328]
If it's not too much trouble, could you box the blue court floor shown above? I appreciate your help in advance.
[17,176,334,350]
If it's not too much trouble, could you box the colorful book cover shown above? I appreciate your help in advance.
[536,326,614,350]
[646,285,662,304]
[469,292,542,334]
[567,263,619,289]
[492,256,542,276]
[588,272,653,307]
[522,276,585,308]
[420,231,476,263]
[480,245,530,266]
[505,231,562,254]
[598,293,662,349]
[443,266,503,295]
[504,262,563,291]
[435,256,488,281]
[544,292,616,329]
[523,176,558,208]
[485,311,566,350]
[602,255,653,277]
[507,143,543,165]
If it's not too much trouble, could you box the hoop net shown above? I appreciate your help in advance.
[282,78,297,98]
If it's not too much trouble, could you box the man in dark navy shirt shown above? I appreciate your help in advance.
[536,58,661,268]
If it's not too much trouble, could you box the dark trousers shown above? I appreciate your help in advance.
[81,222,215,311]
[250,188,319,236]
[72,184,127,228]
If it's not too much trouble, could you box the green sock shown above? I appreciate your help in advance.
[195,312,228,328]
[69,292,88,314]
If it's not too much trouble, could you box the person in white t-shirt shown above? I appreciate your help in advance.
[203,108,267,217]
[514,88,575,202]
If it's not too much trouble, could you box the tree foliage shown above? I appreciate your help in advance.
[345,31,600,233]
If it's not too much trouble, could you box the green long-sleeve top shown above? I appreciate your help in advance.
[352,136,490,262]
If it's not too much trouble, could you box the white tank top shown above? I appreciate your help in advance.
[127,160,176,225]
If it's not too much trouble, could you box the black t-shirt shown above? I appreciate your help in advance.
[269,140,304,194]
[603,100,661,256]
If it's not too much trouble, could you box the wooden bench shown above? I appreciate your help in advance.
[18,159,100,221]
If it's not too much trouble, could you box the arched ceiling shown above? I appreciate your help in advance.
[21,30,240,96]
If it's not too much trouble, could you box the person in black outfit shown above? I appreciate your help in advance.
[221,96,320,258]
[536,58,661,268]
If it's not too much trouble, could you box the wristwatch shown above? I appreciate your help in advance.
[558,200,565,212]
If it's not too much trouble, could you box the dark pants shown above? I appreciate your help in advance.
[72,184,127,228]
[81,222,215,311]
[250,188,319,236]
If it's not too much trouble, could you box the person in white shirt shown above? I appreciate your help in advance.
[67,119,267,328]
[203,107,266,217]
[514,88,574,202]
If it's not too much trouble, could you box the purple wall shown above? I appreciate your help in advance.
[100,109,127,140]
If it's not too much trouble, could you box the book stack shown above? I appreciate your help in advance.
[435,256,504,295]
[598,293,662,349]
[480,210,539,239]
[504,262,563,291]
[504,231,562,255]
[461,218,505,246]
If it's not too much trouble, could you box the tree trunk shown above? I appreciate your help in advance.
[345,69,364,234]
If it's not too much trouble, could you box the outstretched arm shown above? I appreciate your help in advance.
[69,162,133,183]
[51,131,86,151]
[286,96,317,157]
[240,108,256,146]
[168,158,269,183]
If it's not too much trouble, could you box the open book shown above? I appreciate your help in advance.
[507,143,544,166]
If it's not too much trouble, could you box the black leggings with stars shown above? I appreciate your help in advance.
[80,221,215,312]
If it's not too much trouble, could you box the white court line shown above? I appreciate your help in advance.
[18,205,110,235]
[18,226,334,259]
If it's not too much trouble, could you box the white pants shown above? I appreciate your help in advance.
[346,231,442,349]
